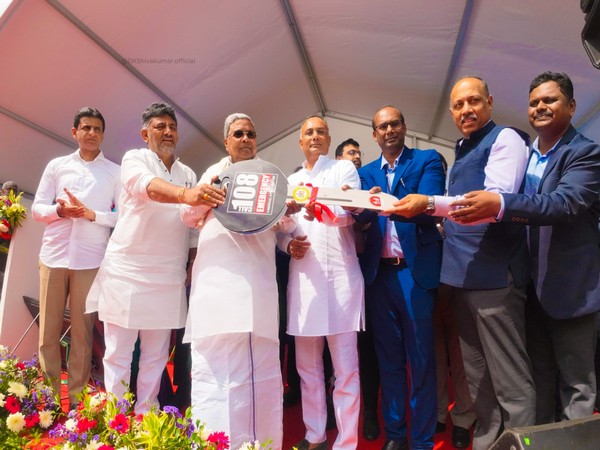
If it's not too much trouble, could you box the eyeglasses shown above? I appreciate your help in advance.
[374,120,404,132]
[230,130,257,139]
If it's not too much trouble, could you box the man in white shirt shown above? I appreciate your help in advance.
[32,107,121,408]
[86,102,222,413]
[284,115,364,450]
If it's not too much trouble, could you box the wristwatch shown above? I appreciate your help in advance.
[424,196,435,215]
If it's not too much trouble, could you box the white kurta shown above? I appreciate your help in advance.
[182,156,293,450]
[87,148,197,329]
[285,155,365,336]
[182,156,294,341]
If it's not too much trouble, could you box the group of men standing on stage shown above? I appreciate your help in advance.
[30,69,600,450]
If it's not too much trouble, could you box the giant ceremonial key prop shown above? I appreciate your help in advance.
[213,160,398,234]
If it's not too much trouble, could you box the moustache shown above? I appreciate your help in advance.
[534,112,552,120]
[460,113,477,124]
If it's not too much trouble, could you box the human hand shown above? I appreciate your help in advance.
[382,193,428,218]
[449,191,501,223]
[288,235,311,260]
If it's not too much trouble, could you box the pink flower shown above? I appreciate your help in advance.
[109,413,130,434]
[5,395,21,413]
[208,431,230,450]
[98,446,115,450]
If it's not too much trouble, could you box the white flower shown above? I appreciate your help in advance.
[84,441,103,450]
[65,418,78,431]
[6,412,26,433]
[39,409,54,428]
[7,381,28,399]
[0,359,8,369]
[0,222,8,233]
[200,426,213,441]
[0,344,8,353]
[89,392,106,411]
[0,392,5,407]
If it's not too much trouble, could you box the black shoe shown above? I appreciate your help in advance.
[452,425,471,449]
[294,439,328,450]
[363,410,380,441]
[381,439,409,450]
[435,421,446,434]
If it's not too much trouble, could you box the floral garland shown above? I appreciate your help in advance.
[1,346,270,449]
[0,190,28,246]
[0,345,61,449]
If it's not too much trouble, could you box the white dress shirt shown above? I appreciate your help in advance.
[433,128,529,223]
[32,149,120,269]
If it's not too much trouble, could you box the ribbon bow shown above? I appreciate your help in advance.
[306,183,337,223]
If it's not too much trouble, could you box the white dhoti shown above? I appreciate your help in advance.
[191,333,283,450]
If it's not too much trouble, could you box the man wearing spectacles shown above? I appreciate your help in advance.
[335,138,363,169]
[352,105,445,450]
[181,113,296,450]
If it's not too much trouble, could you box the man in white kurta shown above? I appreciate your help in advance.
[181,114,295,450]
[283,116,364,450]
[87,102,221,413]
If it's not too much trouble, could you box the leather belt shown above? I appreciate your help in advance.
[380,257,407,267]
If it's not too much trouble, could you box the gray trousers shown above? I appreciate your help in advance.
[452,280,536,450]
[526,295,598,424]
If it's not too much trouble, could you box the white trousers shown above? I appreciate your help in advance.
[191,333,283,450]
[296,332,360,450]
[102,323,171,413]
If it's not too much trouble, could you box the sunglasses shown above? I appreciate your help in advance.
[230,130,257,139]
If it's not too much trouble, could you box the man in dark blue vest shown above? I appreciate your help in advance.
[384,77,536,450]
[449,72,600,425]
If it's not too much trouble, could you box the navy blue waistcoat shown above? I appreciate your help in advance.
[441,121,530,289]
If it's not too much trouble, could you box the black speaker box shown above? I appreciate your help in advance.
[582,0,600,68]
[489,415,600,450]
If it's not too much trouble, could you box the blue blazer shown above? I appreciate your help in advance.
[503,126,600,319]
[356,147,445,290]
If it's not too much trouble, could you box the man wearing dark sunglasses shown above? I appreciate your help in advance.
[182,113,297,450]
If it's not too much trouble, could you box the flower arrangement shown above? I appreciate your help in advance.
[49,388,270,450]
[0,345,61,449]
[0,189,28,248]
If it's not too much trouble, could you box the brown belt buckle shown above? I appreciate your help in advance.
[390,257,402,265]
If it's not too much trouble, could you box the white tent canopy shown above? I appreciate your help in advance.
[1,0,599,195]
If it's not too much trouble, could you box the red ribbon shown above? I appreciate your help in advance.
[306,183,337,223]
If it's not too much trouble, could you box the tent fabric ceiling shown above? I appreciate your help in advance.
[1,0,599,196]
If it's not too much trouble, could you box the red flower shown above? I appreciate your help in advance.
[15,362,25,370]
[5,395,21,413]
[98,446,115,450]
[76,416,98,433]
[109,413,130,434]
[207,431,230,450]
[25,412,40,428]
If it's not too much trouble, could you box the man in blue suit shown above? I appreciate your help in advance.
[449,71,600,424]
[353,105,445,450]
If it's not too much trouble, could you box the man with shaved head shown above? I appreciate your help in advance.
[283,115,364,450]
[386,78,536,449]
